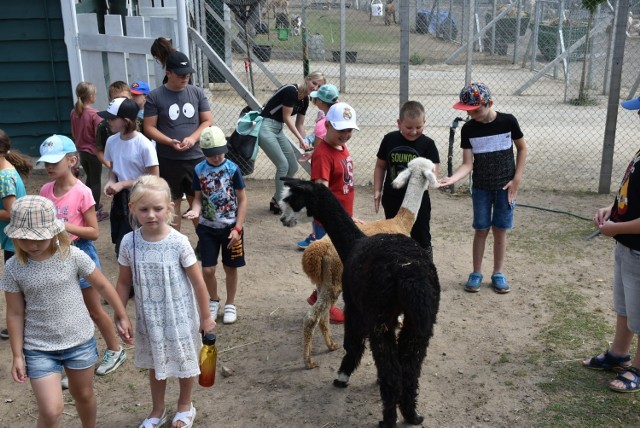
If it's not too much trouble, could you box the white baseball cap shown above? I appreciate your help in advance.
[325,102,359,131]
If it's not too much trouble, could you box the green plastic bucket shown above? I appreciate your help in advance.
[278,28,289,41]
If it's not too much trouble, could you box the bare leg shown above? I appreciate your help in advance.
[172,198,183,231]
[492,227,507,274]
[82,286,120,351]
[66,366,97,428]
[472,229,489,273]
[148,369,167,420]
[223,265,238,305]
[173,376,196,428]
[185,195,198,228]
[30,374,64,428]
[202,266,219,301]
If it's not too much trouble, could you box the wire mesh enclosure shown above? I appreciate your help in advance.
[187,0,640,194]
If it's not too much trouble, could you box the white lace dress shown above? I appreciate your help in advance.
[118,228,202,379]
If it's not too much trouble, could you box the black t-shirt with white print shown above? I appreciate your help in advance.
[260,84,309,122]
[460,111,523,190]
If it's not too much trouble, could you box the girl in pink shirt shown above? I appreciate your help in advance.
[70,82,108,221]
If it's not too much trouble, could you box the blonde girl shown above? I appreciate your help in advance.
[38,134,127,378]
[0,196,133,428]
[0,129,33,340]
[70,82,108,221]
[115,175,214,428]
[258,71,326,214]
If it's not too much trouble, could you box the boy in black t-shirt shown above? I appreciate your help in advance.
[439,83,527,294]
[582,96,640,393]
[373,100,440,261]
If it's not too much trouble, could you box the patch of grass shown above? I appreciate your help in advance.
[409,52,425,65]
[531,285,640,426]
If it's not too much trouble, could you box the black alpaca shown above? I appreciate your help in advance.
[279,178,440,428]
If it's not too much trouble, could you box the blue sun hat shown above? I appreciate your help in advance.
[453,82,492,111]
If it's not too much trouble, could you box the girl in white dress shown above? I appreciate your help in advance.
[115,175,215,428]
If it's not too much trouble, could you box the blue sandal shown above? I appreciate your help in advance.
[609,367,640,393]
[583,350,631,372]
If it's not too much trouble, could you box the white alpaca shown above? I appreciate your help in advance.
[299,158,437,369]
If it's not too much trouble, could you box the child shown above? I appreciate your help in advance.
[130,80,150,133]
[297,84,340,249]
[373,100,440,261]
[303,102,360,325]
[0,196,133,428]
[0,129,32,340]
[581,96,640,393]
[99,97,159,256]
[95,80,132,169]
[438,82,527,294]
[183,126,247,325]
[115,175,215,428]
[70,82,109,221]
[38,134,127,376]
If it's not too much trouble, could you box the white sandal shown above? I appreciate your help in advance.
[139,408,167,428]
[223,304,237,324]
[172,403,196,428]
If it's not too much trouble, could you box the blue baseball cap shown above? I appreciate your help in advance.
[130,80,150,95]
[310,84,339,104]
[621,97,640,110]
[37,135,77,163]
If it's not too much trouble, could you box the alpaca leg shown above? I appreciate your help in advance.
[333,307,367,388]
[396,321,429,425]
[303,305,321,369]
[369,322,402,428]
[317,285,339,352]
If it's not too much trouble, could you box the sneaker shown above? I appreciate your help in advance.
[464,272,483,293]
[297,234,316,250]
[61,375,69,390]
[329,306,344,324]
[0,328,8,340]
[223,304,237,324]
[491,273,511,294]
[307,289,318,305]
[95,346,126,376]
[209,299,220,319]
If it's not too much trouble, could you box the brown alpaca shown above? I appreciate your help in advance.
[262,0,289,19]
[300,158,436,369]
[385,1,396,25]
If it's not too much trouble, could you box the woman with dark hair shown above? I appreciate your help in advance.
[150,37,179,85]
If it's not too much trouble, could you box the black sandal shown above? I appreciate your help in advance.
[583,350,631,372]
[269,198,282,215]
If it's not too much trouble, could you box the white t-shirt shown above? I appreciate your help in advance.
[104,131,159,182]
[0,247,96,351]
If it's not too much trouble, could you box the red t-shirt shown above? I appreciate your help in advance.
[70,107,102,155]
[310,139,354,216]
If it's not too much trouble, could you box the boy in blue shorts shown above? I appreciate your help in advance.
[439,82,527,294]
[183,126,247,324]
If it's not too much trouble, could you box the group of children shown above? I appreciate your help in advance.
[2,76,639,427]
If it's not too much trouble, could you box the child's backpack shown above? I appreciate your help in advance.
[227,108,262,176]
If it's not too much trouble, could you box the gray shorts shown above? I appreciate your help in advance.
[613,242,640,333]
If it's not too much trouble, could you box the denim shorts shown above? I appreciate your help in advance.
[196,224,246,269]
[24,337,98,379]
[613,242,640,333]
[471,188,515,230]
[74,239,101,289]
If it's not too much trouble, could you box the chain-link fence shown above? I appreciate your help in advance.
[187,0,640,193]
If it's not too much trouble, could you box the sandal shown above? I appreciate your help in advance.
[582,349,631,372]
[172,403,196,428]
[609,367,640,393]
[139,408,167,428]
[96,210,110,222]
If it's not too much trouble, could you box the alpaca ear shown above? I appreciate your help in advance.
[391,167,411,189]
[425,171,438,189]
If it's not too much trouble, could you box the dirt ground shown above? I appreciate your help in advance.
[0,170,617,427]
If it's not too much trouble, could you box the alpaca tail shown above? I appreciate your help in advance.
[301,238,335,284]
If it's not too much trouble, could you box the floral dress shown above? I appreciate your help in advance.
[118,228,202,379]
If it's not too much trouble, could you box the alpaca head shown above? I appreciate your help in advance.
[279,178,318,227]
[391,158,438,191]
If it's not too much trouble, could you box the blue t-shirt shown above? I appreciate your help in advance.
[192,158,245,229]
[0,168,26,252]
